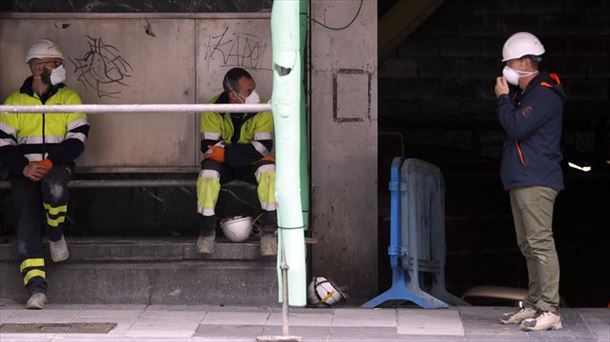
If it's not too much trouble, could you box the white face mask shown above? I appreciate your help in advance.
[502,66,537,86]
[244,90,260,104]
[50,64,66,85]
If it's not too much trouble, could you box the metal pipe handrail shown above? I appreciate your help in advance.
[0,103,272,113]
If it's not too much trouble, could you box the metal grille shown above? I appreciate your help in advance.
[0,322,116,334]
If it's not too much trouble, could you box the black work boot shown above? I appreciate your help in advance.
[197,215,216,254]
[260,211,278,234]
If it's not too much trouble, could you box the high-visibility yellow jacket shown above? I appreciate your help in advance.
[200,92,273,168]
[0,77,89,176]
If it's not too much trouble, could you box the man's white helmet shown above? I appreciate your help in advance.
[501,32,545,62]
[25,39,64,63]
[220,216,252,242]
[307,276,347,306]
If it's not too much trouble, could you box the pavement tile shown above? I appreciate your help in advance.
[275,306,333,314]
[137,310,205,328]
[125,324,197,337]
[206,305,275,313]
[578,308,610,342]
[141,309,204,319]
[266,311,333,326]
[2,309,79,323]
[329,326,397,341]
[134,319,201,326]
[260,325,330,341]
[332,308,396,327]
[459,306,527,339]
[397,308,464,336]
[70,309,142,321]
[50,304,146,310]
[201,310,269,325]
[146,305,209,312]
[395,335,467,342]
[194,324,264,340]
[0,333,54,341]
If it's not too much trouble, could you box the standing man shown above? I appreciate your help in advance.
[0,39,90,309]
[494,32,565,331]
[197,67,277,256]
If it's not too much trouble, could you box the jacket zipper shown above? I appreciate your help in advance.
[41,96,46,160]
[515,141,527,169]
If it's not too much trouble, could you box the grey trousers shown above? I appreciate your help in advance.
[510,186,560,312]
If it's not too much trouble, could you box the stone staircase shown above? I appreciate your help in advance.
[0,237,279,306]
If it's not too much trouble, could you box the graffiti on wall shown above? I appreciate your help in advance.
[203,26,269,71]
[70,36,133,98]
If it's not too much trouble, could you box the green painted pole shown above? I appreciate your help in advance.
[271,0,307,306]
[299,0,309,229]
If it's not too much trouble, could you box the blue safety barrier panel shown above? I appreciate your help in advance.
[363,157,466,308]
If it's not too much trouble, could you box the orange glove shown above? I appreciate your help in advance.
[253,155,275,164]
[204,145,225,163]
[34,159,53,170]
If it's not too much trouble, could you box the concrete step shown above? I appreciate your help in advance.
[0,237,279,306]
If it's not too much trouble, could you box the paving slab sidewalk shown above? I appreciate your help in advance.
[0,305,607,341]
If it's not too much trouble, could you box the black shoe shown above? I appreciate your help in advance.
[260,211,278,234]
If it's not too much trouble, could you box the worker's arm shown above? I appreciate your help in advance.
[200,112,225,153]
[497,86,561,141]
[225,111,274,168]
[0,95,30,175]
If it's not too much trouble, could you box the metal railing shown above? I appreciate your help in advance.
[0,103,272,113]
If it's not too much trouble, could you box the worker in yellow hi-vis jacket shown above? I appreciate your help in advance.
[0,39,90,310]
[197,68,277,256]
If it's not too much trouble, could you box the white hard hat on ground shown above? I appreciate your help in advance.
[220,216,253,242]
[307,276,348,306]
[26,39,64,63]
[502,32,545,62]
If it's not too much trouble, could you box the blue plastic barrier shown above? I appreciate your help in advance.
[363,157,466,308]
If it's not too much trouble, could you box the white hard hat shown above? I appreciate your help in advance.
[501,32,545,62]
[220,216,253,242]
[25,39,64,63]
[307,276,347,306]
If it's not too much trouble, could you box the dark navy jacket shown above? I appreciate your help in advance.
[497,72,565,191]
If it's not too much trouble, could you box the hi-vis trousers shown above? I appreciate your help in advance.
[196,159,276,218]
[11,166,70,295]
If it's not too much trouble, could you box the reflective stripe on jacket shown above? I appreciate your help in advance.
[0,77,89,176]
[200,92,273,168]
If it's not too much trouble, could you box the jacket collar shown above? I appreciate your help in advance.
[519,71,566,101]
[19,76,65,102]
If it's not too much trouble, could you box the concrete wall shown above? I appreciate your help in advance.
[0,1,272,13]
[310,0,378,302]
[0,13,273,171]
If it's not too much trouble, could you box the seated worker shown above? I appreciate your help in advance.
[0,39,90,309]
[197,67,277,256]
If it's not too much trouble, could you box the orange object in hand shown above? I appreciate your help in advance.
[253,155,275,164]
[36,159,54,170]
[205,145,225,163]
